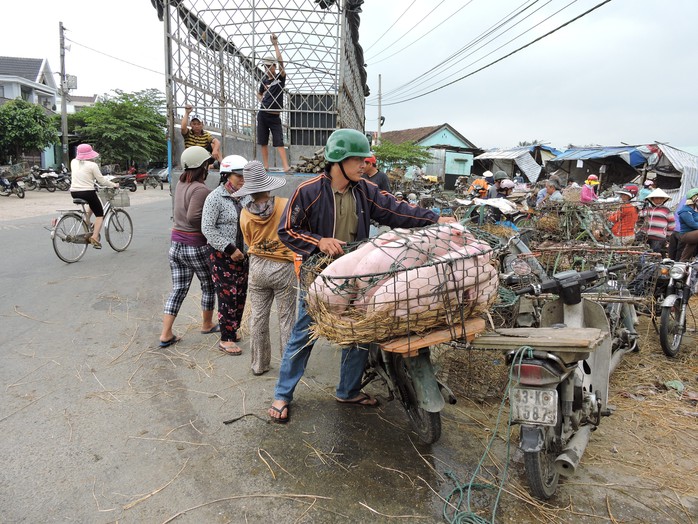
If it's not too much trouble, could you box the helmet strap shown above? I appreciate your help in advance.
[339,160,353,184]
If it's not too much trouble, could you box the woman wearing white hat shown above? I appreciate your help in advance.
[201,154,251,354]
[608,187,639,245]
[238,161,296,375]
[639,188,675,255]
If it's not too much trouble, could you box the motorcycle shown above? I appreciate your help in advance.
[473,264,625,500]
[0,176,25,198]
[53,164,71,191]
[362,318,485,445]
[108,174,137,192]
[657,259,696,357]
[25,166,59,192]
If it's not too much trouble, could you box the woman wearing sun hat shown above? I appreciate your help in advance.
[608,186,639,245]
[639,187,675,255]
[69,143,119,249]
[580,174,599,204]
[238,161,296,376]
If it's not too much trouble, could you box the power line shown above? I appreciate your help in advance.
[368,0,477,66]
[368,0,543,101]
[381,0,565,103]
[371,0,613,107]
[66,38,165,76]
[363,0,419,53]
[366,0,448,62]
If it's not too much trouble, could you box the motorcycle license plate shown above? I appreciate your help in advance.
[510,387,557,426]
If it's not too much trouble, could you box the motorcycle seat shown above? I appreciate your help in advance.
[73,198,89,205]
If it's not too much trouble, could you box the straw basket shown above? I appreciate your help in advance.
[562,186,582,202]
[300,224,503,344]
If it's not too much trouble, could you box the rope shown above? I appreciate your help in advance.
[442,346,534,523]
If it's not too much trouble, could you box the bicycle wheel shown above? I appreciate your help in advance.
[52,213,88,263]
[105,209,133,251]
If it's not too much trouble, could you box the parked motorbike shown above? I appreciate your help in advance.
[53,164,71,191]
[0,176,25,198]
[361,319,485,445]
[25,166,59,192]
[474,264,625,499]
[657,259,696,357]
[108,175,137,192]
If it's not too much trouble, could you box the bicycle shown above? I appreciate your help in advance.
[49,187,134,263]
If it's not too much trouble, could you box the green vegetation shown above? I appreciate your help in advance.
[373,140,433,170]
[0,99,59,164]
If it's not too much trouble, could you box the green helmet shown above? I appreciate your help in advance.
[494,171,508,181]
[181,146,212,169]
[686,188,698,200]
[324,129,372,162]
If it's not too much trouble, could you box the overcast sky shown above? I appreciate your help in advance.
[3,0,696,151]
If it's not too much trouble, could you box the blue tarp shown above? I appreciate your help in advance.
[552,146,647,168]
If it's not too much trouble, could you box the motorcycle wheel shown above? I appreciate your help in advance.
[14,186,25,199]
[389,352,441,444]
[523,405,562,500]
[128,184,137,193]
[659,301,684,357]
[24,180,37,191]
[46,181,56,193]
[57,180,69,191]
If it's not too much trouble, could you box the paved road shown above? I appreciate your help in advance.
[1,193,680,523]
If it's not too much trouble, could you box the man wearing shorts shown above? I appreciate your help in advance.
[257,33,291,172]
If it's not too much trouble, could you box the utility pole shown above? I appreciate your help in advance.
[59,22,69,166]
[376,74,382,146]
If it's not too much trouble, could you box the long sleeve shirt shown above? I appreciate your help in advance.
[69,159,117,191]
[639,205,675,240]
[580,184,597,204]
[609,203,639,238]
[201,184,251,254]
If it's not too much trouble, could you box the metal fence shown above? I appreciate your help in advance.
[151,0,368,166]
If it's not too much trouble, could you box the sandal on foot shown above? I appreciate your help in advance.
[88,237,102,249]
[335,392,379,407]
[268,403,289,424]
[218,342,242,356]
[159,336,181,348]
[200,324,220,334]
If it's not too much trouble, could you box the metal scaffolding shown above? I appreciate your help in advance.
[151,0,368,165]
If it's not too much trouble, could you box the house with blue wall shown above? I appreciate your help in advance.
[378,124,482,190]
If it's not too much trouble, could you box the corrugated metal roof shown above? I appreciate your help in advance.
[656,144,698,207]
[475,144,561,161]
[552,146,647,167]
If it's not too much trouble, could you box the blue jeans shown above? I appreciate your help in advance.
[274,291,369,402]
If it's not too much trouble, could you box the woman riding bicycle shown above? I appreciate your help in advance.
[69,144,118,249]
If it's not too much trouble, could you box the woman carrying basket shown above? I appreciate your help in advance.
[69,144,118,249]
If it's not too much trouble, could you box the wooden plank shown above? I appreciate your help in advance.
[379,317,486,354]
[472,327,605,351]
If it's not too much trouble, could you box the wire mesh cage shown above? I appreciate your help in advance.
[152,0,367,158]
[300,224,503,344]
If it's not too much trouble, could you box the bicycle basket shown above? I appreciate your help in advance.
[300,223,500,344]
[99,188,130,207]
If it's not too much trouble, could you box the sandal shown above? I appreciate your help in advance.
[218,342,242,356]
[335,392,379,407]
[268,402,289,424]
[88,237,102,249]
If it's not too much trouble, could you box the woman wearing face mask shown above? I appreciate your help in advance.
[676,189,698,262]
[201,155,251,355]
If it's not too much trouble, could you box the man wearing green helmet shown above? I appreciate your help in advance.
[267,128,455,423]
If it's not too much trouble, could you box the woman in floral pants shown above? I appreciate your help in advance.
[201,155,250,354]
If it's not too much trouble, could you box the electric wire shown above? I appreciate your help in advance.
[363,0,419,53]
[368,0,478,66]
[368,0,543,101]
[66,37,165,76]
[371,0,612,107]
[381,0,572,104]
[366,0,448,62]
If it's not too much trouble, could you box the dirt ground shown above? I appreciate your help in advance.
[1,190,696,523]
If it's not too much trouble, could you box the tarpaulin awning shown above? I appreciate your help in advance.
[551,146,647,168]
[653,144,698,207]
[475,145,562,183]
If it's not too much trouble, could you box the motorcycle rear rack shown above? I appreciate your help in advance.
[377,317,486,357]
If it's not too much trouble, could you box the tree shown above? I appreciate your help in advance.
[517,139,543,147]
[70,89,167,167]
[0,99,59,164]
[372,140,433,170]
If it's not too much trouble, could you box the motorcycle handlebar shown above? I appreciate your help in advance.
[514,263,628,297]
